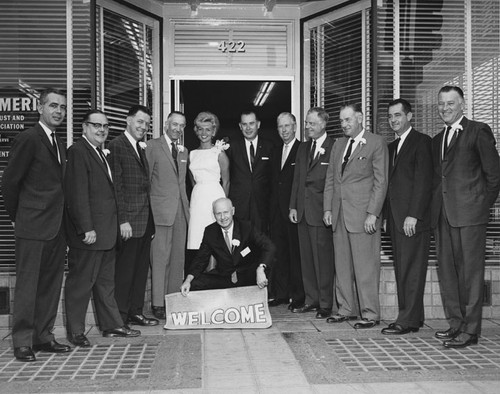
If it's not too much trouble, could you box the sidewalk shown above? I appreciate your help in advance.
[1,304,499,393]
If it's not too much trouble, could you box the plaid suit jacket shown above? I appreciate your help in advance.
[108,132,150,238]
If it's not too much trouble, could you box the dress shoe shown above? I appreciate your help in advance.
[268,298,289,307]
[354,319,380,329]
[288,301,304,311]
[152,306,166,319]
[68,333,91,347]
[103,326,141,338]
[14,346,36,362]
[326,314,357,323]
[127,314,159,326]
[292,304,319,313]
[33,340,71,353]
[381,323,419,335]
[315,308,332,319]
[435,327,460,340]
[443,333,478,349]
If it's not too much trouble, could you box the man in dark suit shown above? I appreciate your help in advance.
[145,111,190,317]
[180,198,275,295]
[268,112,304,310]
[108,105,158,326]
[64,110,140,346]
[431,86,500,348]
[324,103,388,329]
[227,110,274,233]
[2,87,71,361]
[289,107,334,319]
[381,99,432,335]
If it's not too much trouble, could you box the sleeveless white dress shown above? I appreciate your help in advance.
[187,146,226,249]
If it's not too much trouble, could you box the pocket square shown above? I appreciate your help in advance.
[358,157,367,160]
[320,162,329,165]
[240,247,251,257]
[261,157,269,160]
[291,163,296,166]
[181,159,187,162]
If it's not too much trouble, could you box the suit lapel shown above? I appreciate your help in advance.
[36,125,60,164]
[82,139,113,184]
[336,137,348,176]
[281,139,299,172]
[390,128,413,176]
[446,117,466,156]
[160,136,178,174]
[231,220,242,265]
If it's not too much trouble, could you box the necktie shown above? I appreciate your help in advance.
[249,142,255,170]
[224,230,232,253]
[136,141,145,166]
[51,132,60,164]
[443,125,452,155]
[309,139,316,165]
[341,139,355,175]
[281,143,289,169]
[393,138,400,163]
[171,142,178,171]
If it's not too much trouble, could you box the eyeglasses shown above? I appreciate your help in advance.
[85,122,109,131]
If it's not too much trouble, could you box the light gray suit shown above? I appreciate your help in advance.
[324,131,388,320]
[145,136,189,305]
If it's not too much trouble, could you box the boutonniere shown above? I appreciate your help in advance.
[138,141,147,149]
[215,139,230,151]
[102,149,110,157]
[359,137,367,146]
[453,125,463,134]
[177,144,185,153]
[318,147,325,155]
[231,239,240,248]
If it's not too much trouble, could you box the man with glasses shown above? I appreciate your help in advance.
[2,88,71,361]
[108,105,158,326]
[64,110,140,345]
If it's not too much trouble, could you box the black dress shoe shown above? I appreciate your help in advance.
[292,304,319,313]
[268,298,289,307]
[103,326,141,338]
[381,323,419,335]
[288,301,304,310]
[14,346,36,362]
[326,314,357,323]
[33,340,71,353]
[127,314,159,326]
[435,327,460,340]
[152,306,166,319]
[316,308,332,319]
[443,333,478,348]
[354,319,380,329]
[68,333,91,347]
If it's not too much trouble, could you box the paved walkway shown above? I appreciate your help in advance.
[1,305,499,393]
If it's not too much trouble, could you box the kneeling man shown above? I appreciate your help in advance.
[181,198,275,295]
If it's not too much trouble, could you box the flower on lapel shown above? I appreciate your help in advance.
[138,141,147,149]
[177,144,185,153]
[215,139,230,151]
[453,125,463,134]
[231,239,240,248]
[359,137,367,146]
[102,149,110,157]
[318,147,325,155]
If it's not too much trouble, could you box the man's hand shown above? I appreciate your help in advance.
[364,214,378,234]
[180,274,194,296]
[256,266,268,289]
[120,222,133,241]
[83,230,97,245]
[323,210,332,226]
[289,209,298,223]
[403,216,417,237]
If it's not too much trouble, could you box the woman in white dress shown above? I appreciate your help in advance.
[187,111,230,252]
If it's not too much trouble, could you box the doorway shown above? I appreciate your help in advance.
[173,80,292,151]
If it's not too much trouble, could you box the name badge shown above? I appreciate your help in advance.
[240,247,251,257]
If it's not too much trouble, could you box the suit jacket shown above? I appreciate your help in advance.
[144,135,189,226]
[108,133,150,237]
[386,128,432,234]
[227,136,274,220]
[431,117,500,228]
[324,132,389,233]
[189,219,275,279]
[290,135,334,226]
[2,122,66,240]
[270,139,300,221]
[64,138,118,250]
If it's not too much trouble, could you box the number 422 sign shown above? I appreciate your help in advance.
[218,40,246,53]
